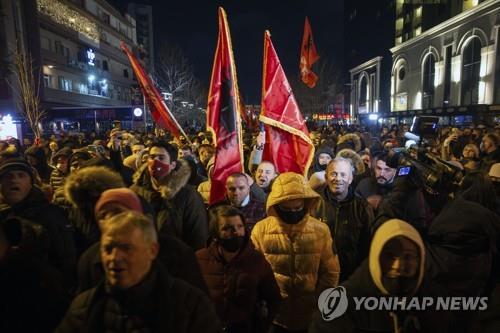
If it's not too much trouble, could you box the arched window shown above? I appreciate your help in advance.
[396,66,405,93]
[461,38,481,105]
[359,75,368,109]
[422,54,435,109]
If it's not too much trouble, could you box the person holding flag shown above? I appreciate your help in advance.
[206,7,245,205]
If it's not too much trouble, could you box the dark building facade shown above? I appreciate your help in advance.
[345,0,395,123]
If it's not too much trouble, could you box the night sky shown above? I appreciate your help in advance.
[110,0,344,104]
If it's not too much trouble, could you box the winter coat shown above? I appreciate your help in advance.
[425,197,498,298]
[56,262,222,333]
[131,160,208,250]
[0,247,69,333]
[356,177,428,234]
[77,234,208,294]
[0,186,76,283]
[425,201,498,333]
[50,147,72,190]
[196,238,281,331]
[50,168,68,192]
[312,186,374,282]
[250,172,340,330]
[309,219,441,333]
[63,166,125,255]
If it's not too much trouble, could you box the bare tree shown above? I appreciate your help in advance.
[7,45,46,140]
[155,44,195,100]
[291,59,342,117]
[154,44,208,128]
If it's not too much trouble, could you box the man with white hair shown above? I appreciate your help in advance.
[56,211,220,333]
[312,157,374,282]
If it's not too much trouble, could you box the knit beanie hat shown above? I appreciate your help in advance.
[0,158,34,183]
[94,188,143,217]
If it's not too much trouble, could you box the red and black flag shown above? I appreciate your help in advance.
[261,30,314,176]
[300,17,320,88]
[121,42,190,143]
[206,7,244,205]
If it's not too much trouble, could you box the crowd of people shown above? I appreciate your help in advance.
[0,121,499,333]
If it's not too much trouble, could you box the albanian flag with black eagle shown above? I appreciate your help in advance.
[206,7,244,205]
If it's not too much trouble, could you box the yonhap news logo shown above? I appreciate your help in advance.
[318,288,489,322]
[318,286,349,321]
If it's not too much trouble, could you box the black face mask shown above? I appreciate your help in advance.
[219,236,245,253]
[275,206,307,224]
[381,275,418,296]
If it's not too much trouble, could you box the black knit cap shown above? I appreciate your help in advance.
[0,157,34,182]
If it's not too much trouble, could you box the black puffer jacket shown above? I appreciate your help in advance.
[56,262,222,333]
[0,186,76,282]
[312,186,374,282]
[131,160,208,250]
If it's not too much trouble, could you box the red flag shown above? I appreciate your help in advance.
[300,17,320,88]
[207,8,244,205]
[261,31,314,176]
[120,42,190,143]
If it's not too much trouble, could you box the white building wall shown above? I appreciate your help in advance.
[390,0,499,112]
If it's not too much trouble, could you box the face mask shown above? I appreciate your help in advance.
[219,236,245,253]
[275,206,307,224]
[381,276,418,296]
[148,159,171,180]
[319,164,327,171]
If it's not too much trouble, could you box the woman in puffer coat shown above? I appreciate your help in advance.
[251,172,340,332]
[196,205,281,333]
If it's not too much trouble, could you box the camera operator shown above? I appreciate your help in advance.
[355,151,428,233]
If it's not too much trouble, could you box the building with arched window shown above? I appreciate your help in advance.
[350,57,382,123]
[389,0,500,125]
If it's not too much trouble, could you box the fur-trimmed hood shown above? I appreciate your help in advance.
[64,166,125,209]
[132,159,191,200]
[337,133,362,153]
[336,148,366,175]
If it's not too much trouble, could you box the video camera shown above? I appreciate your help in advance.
[387,116,463,194]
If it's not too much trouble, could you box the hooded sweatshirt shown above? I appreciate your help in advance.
[310,219,432,333]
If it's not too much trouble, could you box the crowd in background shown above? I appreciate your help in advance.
[0,120,499,333]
